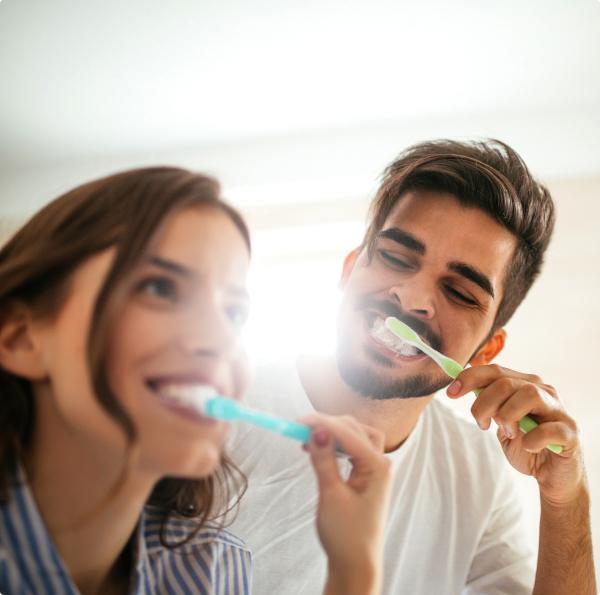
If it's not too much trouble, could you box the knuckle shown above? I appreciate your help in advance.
[495,377,515,393]
[526,373,543,385]
[488,363,502,376]
[522,383,540,400]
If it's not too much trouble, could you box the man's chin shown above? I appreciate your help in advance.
[336,354,450,400]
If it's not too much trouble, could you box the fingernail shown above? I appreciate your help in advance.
[447,380,461,396]
[503,425,513,439]
[313,428,330,448]
[477,419,487,430]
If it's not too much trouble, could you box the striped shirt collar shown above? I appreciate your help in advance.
[0,467,252,594]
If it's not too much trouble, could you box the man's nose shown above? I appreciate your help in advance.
[388,278,436,320]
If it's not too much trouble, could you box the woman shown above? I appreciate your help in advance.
[0,167,392,594]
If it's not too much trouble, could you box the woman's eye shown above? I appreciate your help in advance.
[379,251,410,269]
[445,285,476,305]
[226,304,249,327]
[137,276,178,301]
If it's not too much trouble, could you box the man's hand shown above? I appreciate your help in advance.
[446,364,585,506]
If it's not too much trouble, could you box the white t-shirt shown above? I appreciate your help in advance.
[228,360,535,595]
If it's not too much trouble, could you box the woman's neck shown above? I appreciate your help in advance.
[24,385,157,595]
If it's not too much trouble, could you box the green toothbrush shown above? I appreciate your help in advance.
[384,316,562,454]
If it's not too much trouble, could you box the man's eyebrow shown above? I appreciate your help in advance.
[145,255,250,299]
[448,261,495,298]
[377,228,426,255]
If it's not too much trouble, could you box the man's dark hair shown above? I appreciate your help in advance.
[363,139,555,329]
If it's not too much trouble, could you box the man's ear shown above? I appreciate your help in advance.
[338,248,360,289]
[0,308,48,380]
[469,328,506,366]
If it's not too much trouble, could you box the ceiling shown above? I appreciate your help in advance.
[1,0,599,172]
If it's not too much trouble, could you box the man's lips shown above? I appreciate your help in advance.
[362,311,429,362]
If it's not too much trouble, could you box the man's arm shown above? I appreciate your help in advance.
[448,365,596,594]
[535,485,595,595]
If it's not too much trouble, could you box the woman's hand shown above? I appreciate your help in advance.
[299,413,393,595]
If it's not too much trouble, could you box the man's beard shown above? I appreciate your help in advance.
[336,343,451,399]
[336,296,451,400]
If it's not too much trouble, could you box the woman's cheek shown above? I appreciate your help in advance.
[231,350,252,400]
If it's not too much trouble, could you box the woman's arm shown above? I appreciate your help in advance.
[301,414,393,595]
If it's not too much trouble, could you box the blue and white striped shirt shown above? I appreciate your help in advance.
[0,473,252,594]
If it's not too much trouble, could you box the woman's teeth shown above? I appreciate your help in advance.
[150,382,219,409]
[369,317,422,357]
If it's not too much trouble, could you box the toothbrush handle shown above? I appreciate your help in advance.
[518,415,563,454]
[471,389,562,454]
[206,398,313,444]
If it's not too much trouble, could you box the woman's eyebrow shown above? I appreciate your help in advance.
[146,255,191,278]
[145,255,250,299]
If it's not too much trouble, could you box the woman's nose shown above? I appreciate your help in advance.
[179,301,238,357]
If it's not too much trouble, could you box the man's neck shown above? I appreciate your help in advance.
[296,354,433,452]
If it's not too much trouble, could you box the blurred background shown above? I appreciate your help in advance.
[1,0,600,578]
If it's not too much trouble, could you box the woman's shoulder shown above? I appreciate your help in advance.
[142,505,251,556]
[139,506,252,593]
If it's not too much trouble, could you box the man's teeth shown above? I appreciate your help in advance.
[370,317,422,356]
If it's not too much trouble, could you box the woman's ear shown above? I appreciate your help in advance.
[0,308,48,380]
[338,248,360,289]
[469,328,506,366]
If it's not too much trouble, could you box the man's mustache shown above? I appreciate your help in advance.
[356,297,443,352]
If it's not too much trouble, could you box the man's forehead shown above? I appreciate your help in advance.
[378,190,518,284]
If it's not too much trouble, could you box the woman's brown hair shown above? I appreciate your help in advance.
[0,166,249,545]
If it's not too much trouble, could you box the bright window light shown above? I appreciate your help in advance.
[244,220,364,364]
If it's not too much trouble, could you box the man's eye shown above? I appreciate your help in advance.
[137,276,178,301]
[226,304,249,327]
[379,251,410,269]
[445,285,476,305]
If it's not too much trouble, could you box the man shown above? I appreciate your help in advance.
[229,140,595,594]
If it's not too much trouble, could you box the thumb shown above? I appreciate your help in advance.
[307,427,341,494]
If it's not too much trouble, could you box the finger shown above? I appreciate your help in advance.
[299,413,386,468]
[469,376,524,430]
[495,384,565,431]
[363,423,385,451]
[307,426,343,494]
[520,421,578,454]
[447,364,546,398]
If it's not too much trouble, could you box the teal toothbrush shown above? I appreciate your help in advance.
[384,316,562,454]
[178,387,353,456]
[182,387,313,443]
